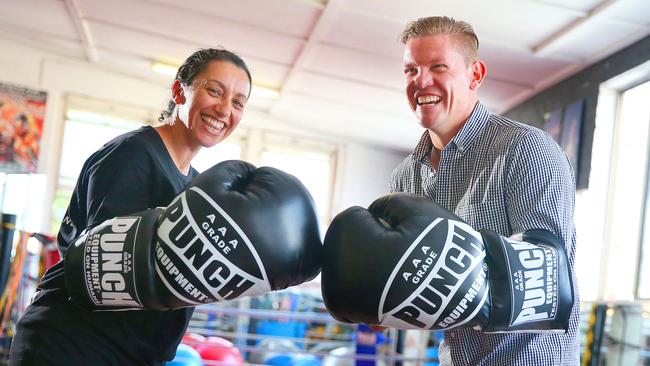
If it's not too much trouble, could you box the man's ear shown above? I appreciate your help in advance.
[470,60,487,90]
[171,80,185,104]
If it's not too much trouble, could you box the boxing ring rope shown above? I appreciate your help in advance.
[185,327,351,348]
[194,304,343,324]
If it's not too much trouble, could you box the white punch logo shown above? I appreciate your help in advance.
[379,219,489,330]
[82,217,142,307]
[502,238,559,326]
[155,187,271,306]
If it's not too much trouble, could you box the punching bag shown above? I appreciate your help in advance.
[0,213,17,293]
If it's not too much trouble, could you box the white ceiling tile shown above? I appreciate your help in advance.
[480,45,574,86]
[96,50,171,84]
[0,27,85,61]
[243,60,290,89]
[80,0,304,65]
[142,0,322,38]
[289,71,411,117]
[0,0,79,40]
[545,18,647,61]
[90,22,289,89]
[320,9,404,58]
[606,0,650,26]
[522,0,603,13]
[304,44,403,89]
[342,0,578,48]
[88,20,201,64]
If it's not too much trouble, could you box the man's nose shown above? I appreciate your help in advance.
[415,70,433,88]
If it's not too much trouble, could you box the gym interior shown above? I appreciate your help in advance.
[1,1,650,365]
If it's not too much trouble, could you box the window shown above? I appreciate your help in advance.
[58,110,144,187]
[191,136,243,173]
[602,80,650,300]
[573,87,617,302]
[51,107,145,232]
[627,80,650,299]
[0,172,46,233]
[258,133,337,236]
[589,61,650,301]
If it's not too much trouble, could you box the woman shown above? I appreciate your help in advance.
[10,48,252,365]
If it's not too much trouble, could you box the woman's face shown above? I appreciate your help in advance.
[175,60,251,148]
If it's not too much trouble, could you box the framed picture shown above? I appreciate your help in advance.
[543,108,563,142]
[559,99,585,177]
[0,82,47,173]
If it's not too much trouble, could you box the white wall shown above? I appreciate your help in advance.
[333,143,409,215]
[0,36,412,232]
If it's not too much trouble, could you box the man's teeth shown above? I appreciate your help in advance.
[417,95,441,105]
[202,116,225,134]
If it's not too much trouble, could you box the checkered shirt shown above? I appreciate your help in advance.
[389,102,580,366]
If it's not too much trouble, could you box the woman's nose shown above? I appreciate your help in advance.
[213,99,231,117]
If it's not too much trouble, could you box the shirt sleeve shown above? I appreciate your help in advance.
[505,130,576,249]
[388,156,412,193]
[49,145,153,283]
[388,168,398,193]
[85,149,153,228]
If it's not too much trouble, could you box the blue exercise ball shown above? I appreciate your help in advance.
[167,343,204,366]
[293,355,320,366]
[266,354,294,366]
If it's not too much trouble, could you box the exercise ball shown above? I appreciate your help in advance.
[322,347,354,366]
[195,336,243,366]
[167,343,203,366]
[249,338,300,364]
[292,354,321,366]
[182,332,207,349]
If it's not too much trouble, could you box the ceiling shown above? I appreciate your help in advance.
[1,0,649,150]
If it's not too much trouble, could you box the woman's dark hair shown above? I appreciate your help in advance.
[158,48,252,123]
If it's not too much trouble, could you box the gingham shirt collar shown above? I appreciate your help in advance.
[412,101,491,163]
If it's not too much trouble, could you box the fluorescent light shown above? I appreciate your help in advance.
[151,62,178,76]
[251,85,280,100]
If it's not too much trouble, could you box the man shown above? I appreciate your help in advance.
[389,17,579,365]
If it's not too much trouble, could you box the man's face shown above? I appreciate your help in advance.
[403,34,482,133]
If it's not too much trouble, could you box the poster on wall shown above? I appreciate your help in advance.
[0,82,47,173]
[559,99,585,179]
[543,108,563,142]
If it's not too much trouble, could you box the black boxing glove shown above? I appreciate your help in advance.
[321,193,573,333]
[65,160,322,310]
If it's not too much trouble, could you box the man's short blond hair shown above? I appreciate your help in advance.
[400,16,479,64]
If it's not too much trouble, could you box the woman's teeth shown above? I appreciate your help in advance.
[202,116,225,134]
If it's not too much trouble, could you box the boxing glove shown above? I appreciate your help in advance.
[321,193,573,333]
[65,160,322,310]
